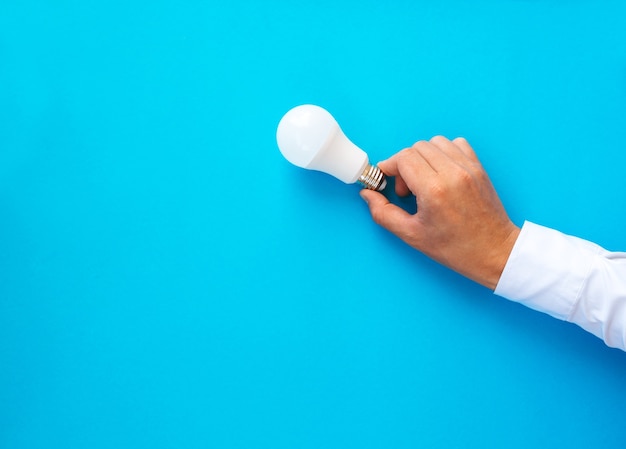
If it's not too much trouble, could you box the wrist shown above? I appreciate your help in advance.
[482,224,521,290]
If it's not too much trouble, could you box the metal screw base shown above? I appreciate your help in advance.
[358,163,387,191]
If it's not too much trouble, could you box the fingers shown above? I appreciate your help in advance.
[378,158,410,196]
[410,139,452,174]
[429,135,480,168]
[376,135,480,199]
[378,147,438,197]
[394,175,411,197]
[429,135,463,160]
[452,137,479,162]
[360,189,415,238]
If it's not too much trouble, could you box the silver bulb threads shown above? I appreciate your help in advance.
[358,163,387,191]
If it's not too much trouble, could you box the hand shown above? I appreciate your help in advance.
[360,136,520,290]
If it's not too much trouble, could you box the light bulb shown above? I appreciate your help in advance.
[276,105,387,191]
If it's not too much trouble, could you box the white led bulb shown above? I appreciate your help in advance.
[276,105,386,191]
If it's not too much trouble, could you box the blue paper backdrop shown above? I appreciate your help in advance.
[1,1,626,448]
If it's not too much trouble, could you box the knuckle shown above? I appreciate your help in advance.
[456,168,475,185]
[429,135,448,145]
[399,147,413,156]
[426,182,446,200]
[448,167,476,191]
[397,147,415,162]
[371,206,387,226]
[410,140,427,150]
[426,168,476,200]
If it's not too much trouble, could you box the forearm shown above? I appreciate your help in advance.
[495,221,626,351]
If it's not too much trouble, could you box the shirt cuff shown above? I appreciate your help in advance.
[494,221,602,321]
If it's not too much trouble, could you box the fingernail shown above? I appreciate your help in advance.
[359,191,369,204]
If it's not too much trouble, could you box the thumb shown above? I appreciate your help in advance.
[360,189,413,237]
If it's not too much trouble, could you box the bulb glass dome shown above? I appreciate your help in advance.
[276,104,369,184]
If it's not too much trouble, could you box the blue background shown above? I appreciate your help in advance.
[1,1,626,447]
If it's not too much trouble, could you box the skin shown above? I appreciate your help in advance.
[360,136,520,290]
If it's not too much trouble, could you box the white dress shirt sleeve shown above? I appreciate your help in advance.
[494,221,626,351]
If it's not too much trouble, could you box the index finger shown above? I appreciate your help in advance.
[378,146,438,197]
[452,137,480,163]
